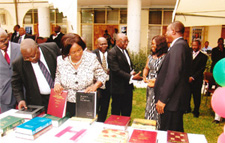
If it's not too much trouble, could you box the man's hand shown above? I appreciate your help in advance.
[156,100,166,114]
[132,71,143,80]
[147,79,156,87]
[18,100,27,110]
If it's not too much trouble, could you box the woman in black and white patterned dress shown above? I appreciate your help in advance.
[143,35,168,129]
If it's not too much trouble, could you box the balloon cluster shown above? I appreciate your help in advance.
[211,58,225,143]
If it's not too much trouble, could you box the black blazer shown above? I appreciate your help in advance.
[154,38,192,111]
[190,51,208,84]
[14,34,35,43]
[47,32,64,48]
[11,42,60,105]
[107,46,133,94]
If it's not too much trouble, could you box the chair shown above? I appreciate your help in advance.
[202,72,216,105]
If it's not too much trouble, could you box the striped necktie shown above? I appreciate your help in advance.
[38,60,54,88]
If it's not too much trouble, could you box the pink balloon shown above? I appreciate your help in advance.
[218,133,225,143]
[211,87,225,118]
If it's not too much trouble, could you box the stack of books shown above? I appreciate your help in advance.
[131,118,156,130]
[15,117,52,140]
[103,115,130,130]
[0,115,24,136]
[43,114,69,127]
[14,105,45,119]
[167,130,189,143]
[128,129,157,143]
[70,116,97,125]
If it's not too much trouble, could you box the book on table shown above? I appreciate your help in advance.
[15,125,52,140]
[131,118,156,130]
[128,129,157,143]
[76,91,97,119]
[95,128,129,143]
[167,130,189,143]
[47,89,68,118]
[14,105,45,119]
[70,116,97,125]
[104,115,130,130]
[15,117,52,135]
[0,115,24,136]
[43,114,69,127]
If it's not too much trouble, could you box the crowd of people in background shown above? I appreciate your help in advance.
[0,20,224,132]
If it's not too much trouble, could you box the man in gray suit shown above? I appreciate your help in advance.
[0,28,21,113]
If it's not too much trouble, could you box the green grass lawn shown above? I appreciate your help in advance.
[107,88,224,143]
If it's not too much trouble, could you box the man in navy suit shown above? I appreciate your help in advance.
[188,40,208,117]
[0,28,21,113]
[154,21,192,132]
[12,39,60,111]
[107,33,142,117]
[93,37,110,122]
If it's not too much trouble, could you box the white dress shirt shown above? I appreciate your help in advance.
[31,48,51,95]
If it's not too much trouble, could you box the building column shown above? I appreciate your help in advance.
[38,7,50,37]
[127,0,141,54]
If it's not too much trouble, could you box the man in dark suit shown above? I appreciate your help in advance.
[188,40,208,117]
[93,37,110,122]
[11,25,20,43]
[154,21,192,132]
[11,39,60,111]
[0,28,21,113]
[107,33,142,117]
[47,25,64,48]
[14,27,35,44]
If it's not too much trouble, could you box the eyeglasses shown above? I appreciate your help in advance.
[23,49,39,61]
[0,38,9,43]
[120,40,129,44]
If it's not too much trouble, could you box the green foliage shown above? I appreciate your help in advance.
[205,56,212,72]
[130,50,148,73]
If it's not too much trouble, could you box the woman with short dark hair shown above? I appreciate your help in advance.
[54,33,108,117]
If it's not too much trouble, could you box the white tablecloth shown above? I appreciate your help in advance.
[0,109,208,143]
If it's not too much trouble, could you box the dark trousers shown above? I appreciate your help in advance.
[160,110,184,132]
[40,94,50,112]
[187,81,202,114]
[97,81,111,122]
[66,102,76,118]
[111,88,133,117]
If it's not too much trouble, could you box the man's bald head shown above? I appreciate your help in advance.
[97,37,108,53]
[21,39,40,63]
[116,33,128,49]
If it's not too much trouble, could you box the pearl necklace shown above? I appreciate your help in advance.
[69,56,82,66]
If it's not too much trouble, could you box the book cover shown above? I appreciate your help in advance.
[14,105,45,119]
[167,130,189,143]
[0,116,24,135]
[43,114,69,127]
[95,128,129,143]
[76,91,97,119]
[104,115,130,130]
[47,89,68,118]
[15,125,52,140]
[128,129,157,143]
[131,118,156,130]
[15,117,52,135]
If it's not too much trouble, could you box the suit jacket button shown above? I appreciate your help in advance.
[75,81,78,84]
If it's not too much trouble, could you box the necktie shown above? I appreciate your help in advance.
[102,53,107,72]
[38,60,54,88]
[4,50,10,64]
[18,36,22,44]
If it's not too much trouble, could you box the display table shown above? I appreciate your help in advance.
[0,109,207,143]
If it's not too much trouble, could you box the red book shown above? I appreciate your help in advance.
[167,130,189,143]
[47,89,68,118]
[128,129,157,143]
[104,115,130,130]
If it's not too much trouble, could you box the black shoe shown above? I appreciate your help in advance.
[185,109,191,114]
[212,120,220,124]
[192,111,199,118]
